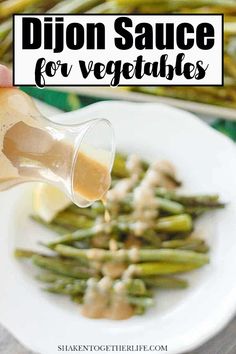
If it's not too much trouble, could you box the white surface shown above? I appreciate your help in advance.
[0,101,236,354]
[55,86,236,120]
[33,98,62,117]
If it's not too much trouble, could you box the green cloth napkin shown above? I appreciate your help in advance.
[21,87,236,142]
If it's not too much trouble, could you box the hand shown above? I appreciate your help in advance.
[0,64,12,87]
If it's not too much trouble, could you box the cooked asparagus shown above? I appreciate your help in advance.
[15,152,224,319]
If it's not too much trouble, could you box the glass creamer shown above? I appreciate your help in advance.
[0,88,115,207]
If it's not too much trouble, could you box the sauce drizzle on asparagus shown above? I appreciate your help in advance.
[15,152,225,320]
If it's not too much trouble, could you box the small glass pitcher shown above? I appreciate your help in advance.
[0,88,115,207]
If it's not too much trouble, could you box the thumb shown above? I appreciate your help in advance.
[0,65,12,87]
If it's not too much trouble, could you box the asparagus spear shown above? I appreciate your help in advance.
[0,0,44,18]
[45,279,87,295]
[54,245,209,265]
[32,255,97,279]
[86,1,130,13]
[155,188,225,208]
[127,296,154,308]
[67,205,98,219]
[161,238,209,253]
[53,211,93,229]
[42,276,148,296]
[15,248,45,259]
[71,294,83,304]
[0,18,11,41]
[132,86,236,109]
[111,152,129,178]
[45,214,192,249]
[155,214,192,233]
[130,262,205,276]
[156,197,184,215]
[36,272,76,283]
[50,0,103,14]
[113,0,236,8]
[143,275,188,289]
[225,22,236,36]
[113,195,185,215]
[31,215,71,235]
[92,195,185,216]
[0,30,11,57]
[116,215,192,238]
[46,226,98,248]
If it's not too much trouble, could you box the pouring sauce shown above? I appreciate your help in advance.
[0,88,111,203]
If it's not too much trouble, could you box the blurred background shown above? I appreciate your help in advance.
[1,1,236,106]
[0,0,236,124]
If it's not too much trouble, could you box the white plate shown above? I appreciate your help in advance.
[1,101,236,354]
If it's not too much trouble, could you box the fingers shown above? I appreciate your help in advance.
[0,64,12,87]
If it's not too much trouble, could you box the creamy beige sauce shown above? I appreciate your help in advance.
[0,88,111,202]
[80,156,179,319]
[81,293,134,320]
[122,265,137,281]
[109,238,118,252]
[102,262,127,279]
[107,176,136,202]
[106,154,142,204]
[151,160,177,189]
[73,150,111,202]
[3,122,73,180]
[152,160,176,178]
[101,198,111,223]
[131,159,178,226]
[0,88,42,189]
[105,296,134,320]
[126,154,142,176]
[104,208,111,223]
[81,278,134,320]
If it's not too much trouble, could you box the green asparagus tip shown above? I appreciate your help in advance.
[15,249,36,259]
